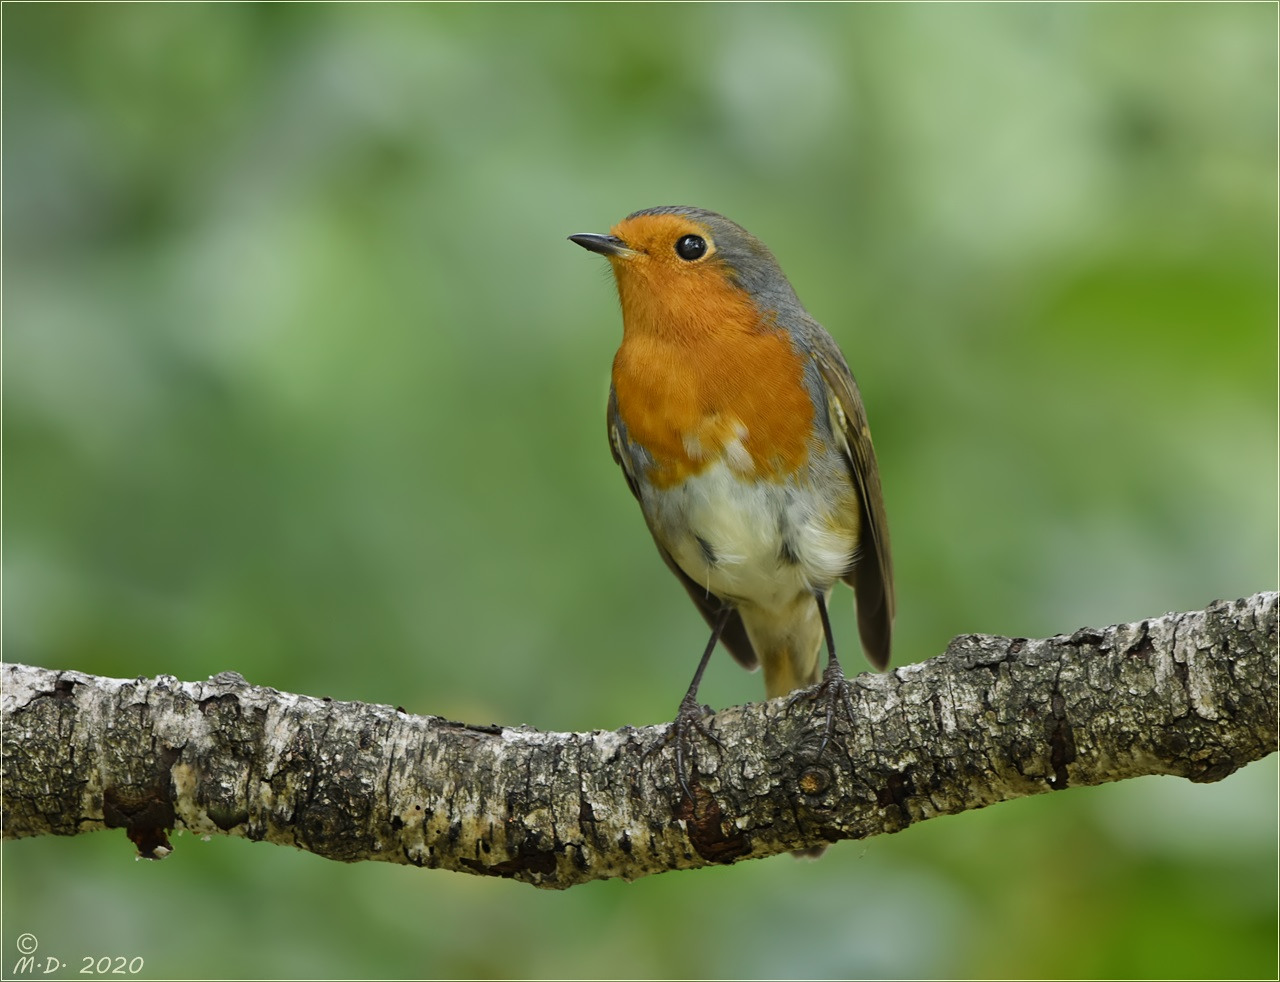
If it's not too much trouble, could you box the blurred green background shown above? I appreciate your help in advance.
[4,3,1276,979]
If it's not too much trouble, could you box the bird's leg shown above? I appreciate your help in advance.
[812,591,858,754]
[670,606,730,800]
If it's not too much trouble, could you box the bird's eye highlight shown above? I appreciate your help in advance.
[675,234,708,261]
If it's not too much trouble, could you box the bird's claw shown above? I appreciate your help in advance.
[671,693,723,800]
[788,659,859,757]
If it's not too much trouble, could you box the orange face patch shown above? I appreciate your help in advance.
[605,212,813,488]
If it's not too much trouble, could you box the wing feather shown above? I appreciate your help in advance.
[809,339,895,670]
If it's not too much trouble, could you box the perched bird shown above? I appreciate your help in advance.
[570,206,894,780]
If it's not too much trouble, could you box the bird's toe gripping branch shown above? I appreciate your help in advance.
[670,690,725,801]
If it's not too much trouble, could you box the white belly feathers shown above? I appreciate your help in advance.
[644,457,859,613]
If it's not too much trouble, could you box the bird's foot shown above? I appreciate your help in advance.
[788,659,859,757]
[670,691,723,801]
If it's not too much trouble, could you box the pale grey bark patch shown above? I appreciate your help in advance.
[3,592,1275,889]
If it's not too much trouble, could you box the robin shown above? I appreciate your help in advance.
[570,206,894,788]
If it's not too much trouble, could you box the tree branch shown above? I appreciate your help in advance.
[3,592,1275,888]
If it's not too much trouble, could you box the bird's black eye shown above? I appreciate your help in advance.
[675,234,707,261]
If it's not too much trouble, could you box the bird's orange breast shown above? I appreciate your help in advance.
[611,267,814,490]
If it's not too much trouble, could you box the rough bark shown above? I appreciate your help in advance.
[3,592,1276,889]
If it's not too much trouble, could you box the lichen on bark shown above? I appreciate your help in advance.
[3,592,1276,888]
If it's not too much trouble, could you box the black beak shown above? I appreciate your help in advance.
[568,233,635,258]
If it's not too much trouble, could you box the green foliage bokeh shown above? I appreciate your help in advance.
[4,3,1276,979]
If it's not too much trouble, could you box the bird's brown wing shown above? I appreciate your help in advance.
[810,341,895,670]
[607,389,759,671]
